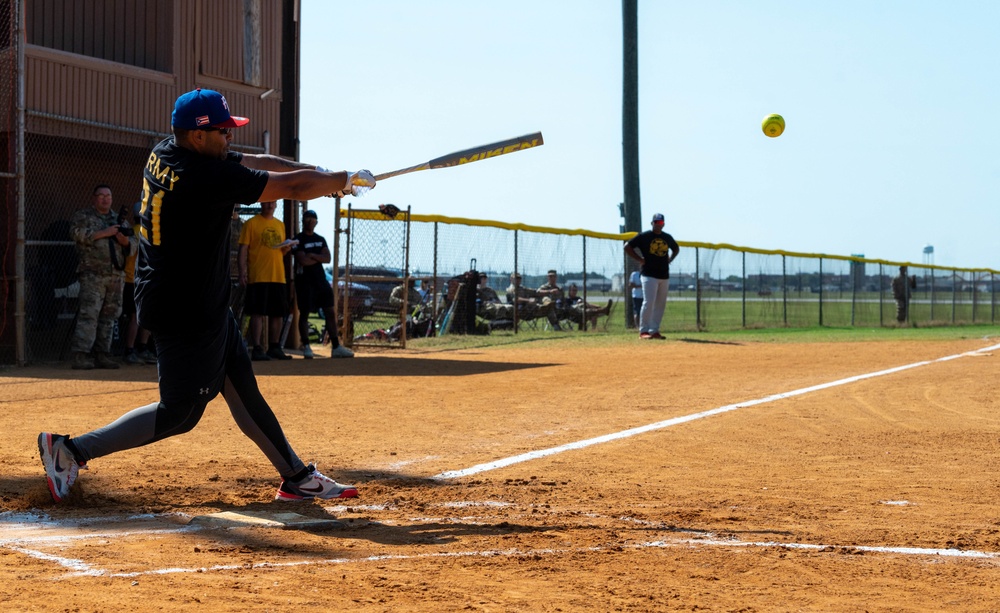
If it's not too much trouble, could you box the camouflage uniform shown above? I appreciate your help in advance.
[505,282,554,321]
[536,280,566,328]
[70,206,130,365]
[477,285,514,320]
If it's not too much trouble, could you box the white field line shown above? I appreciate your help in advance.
[667,539,1000,559]
[6,342,998,579]
[0,517,201,576]
[433,342,1000,480]
[6,546,98,575]
[6,501,1000,579]
[61,536,1000,579]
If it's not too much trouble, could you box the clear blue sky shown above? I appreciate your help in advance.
[299,1,1000,270]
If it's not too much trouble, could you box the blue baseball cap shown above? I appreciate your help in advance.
[171,88,249,129]
[303,210,318,219]
[652,213,665,224]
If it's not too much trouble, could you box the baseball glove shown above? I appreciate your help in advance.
[379,204,401,219]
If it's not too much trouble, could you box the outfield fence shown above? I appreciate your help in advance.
[338,208,999,343]
[8,195,999,364]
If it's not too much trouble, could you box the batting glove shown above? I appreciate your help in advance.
[349,169,375,195]
[332,169,375,198]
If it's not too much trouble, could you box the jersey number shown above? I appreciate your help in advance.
[140,178,165,245]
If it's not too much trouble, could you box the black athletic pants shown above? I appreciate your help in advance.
[71,313,305,478]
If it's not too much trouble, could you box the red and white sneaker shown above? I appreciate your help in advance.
[639,332,652,339]
[275,464,358,501]
[37,432,81,503]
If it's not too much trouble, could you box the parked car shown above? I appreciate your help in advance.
[335,266,403,312]
[324,269,374,319]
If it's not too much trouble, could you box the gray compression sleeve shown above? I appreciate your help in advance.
[70,402,160,462]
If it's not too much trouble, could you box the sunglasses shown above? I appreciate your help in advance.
[200,127,232,135]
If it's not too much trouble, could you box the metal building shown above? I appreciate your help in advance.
[0,0,301,364]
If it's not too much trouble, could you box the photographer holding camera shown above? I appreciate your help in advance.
[68,184,136,370]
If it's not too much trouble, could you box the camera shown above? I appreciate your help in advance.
[116,204,134,237]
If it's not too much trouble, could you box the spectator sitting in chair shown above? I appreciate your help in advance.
[505,272,556,324]
[536,269,564,304]
[564,283,613,328]
[535,269,566,331]
[477,272,514,320]
[389,279,420,313]
[419,280,439,312]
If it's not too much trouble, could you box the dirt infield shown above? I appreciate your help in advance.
[2,336,1000,611]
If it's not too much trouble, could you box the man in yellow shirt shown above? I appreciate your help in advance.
[238,201,296,360]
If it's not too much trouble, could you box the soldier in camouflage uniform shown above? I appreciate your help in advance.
[69,184,132,369]
[505,273,555,322]
[477,273,514,320]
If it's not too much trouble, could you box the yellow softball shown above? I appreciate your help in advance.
[762,114,785,138]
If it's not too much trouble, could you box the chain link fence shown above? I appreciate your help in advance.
[335,208,631,348]
[0,0,18,363]
[335,211,999,346]
[1,0,997,363]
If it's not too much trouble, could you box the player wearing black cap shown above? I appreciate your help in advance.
[624,213,679,339]
[38,89,374,503]
[291,209,353,359]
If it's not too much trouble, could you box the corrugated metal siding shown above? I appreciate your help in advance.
[200,0,282,88]
[199,0,242,82]
[24,0,287,151]
[25,53,175,138]
[27,0,173,72]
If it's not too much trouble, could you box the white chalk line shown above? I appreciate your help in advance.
[93,539,1000,579]
[433,342,1000,480]
[0,511,202,576]
[46,536,1000,579]
[7,502,1000,579]
[6,342,998,578]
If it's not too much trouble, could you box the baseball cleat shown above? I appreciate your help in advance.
[275,464,358,501]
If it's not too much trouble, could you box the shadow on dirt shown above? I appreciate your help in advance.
[2,356,558,384]
[1,471,552,563]
[677,338,743,346]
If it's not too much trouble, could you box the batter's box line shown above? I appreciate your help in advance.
[6,504,999,580]
[52,535,1000,580]
[432,342,1000,480]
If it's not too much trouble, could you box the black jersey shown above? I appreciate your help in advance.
[291,231,329,286]
[625,230,679,279]
[135,137,268,334]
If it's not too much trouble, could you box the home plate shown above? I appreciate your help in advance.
[188,511,344,530]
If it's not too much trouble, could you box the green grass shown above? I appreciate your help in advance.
[376,322,1000,352]
[316,300,1000,353]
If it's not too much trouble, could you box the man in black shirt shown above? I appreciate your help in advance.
[625,213,680,339]
[291,209,353,358]
[38,88,374,503]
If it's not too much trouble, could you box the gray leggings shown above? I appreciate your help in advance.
[71,313,305,479]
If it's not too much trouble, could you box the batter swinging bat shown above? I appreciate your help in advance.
[369,132,544,183]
